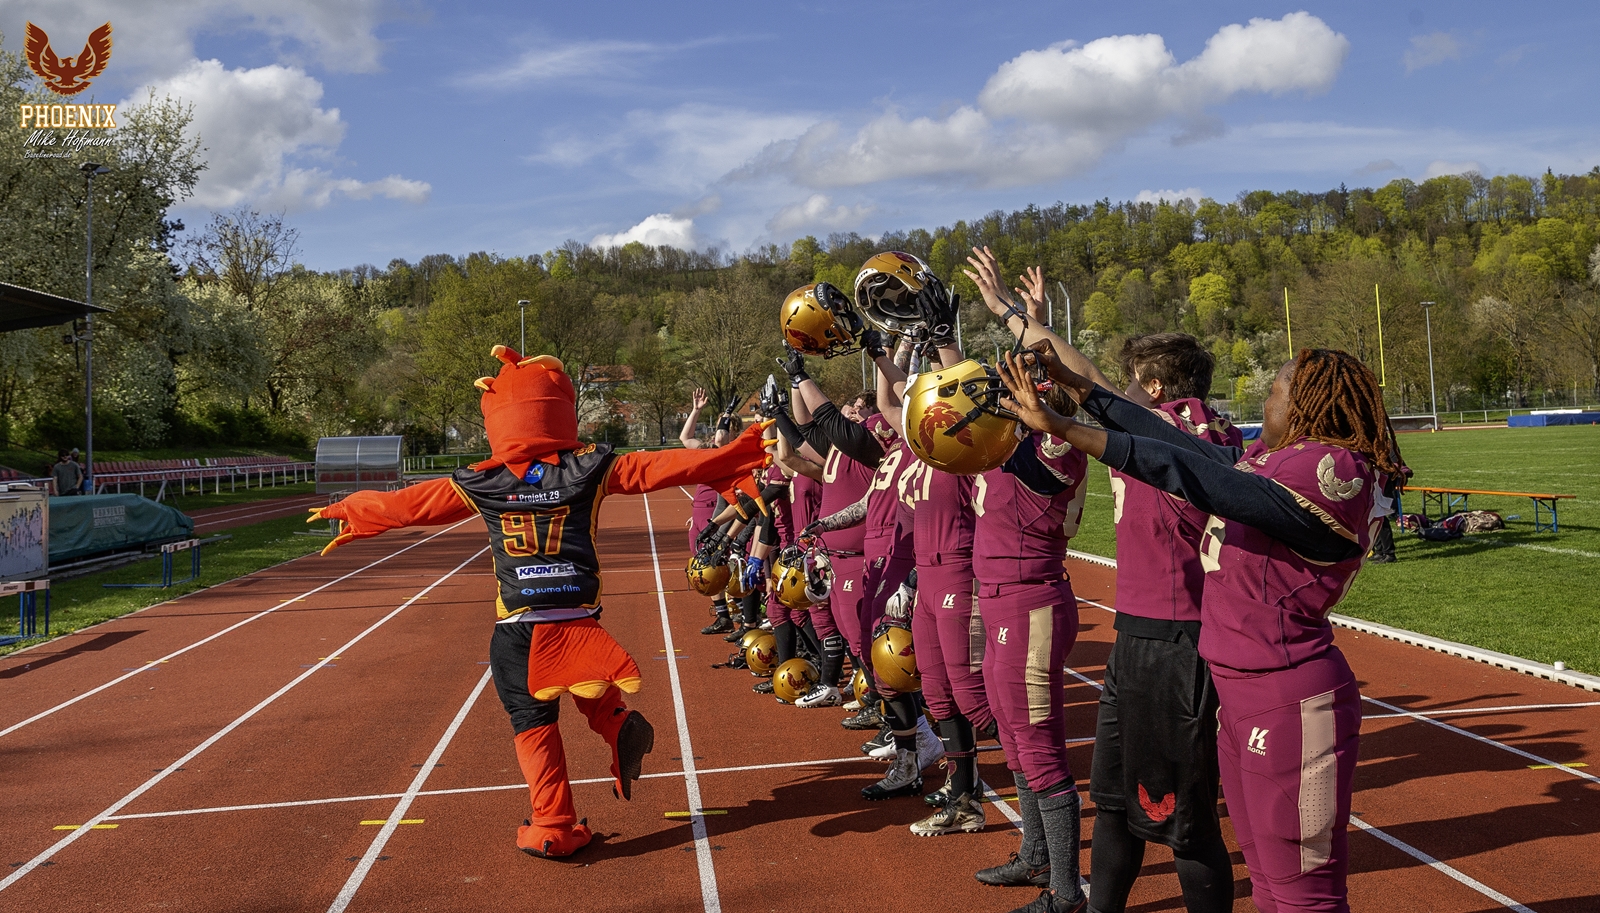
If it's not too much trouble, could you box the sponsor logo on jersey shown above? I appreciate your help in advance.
[506,490,561,504]
[941,593,956,609]
[1247,726,1269,755]
[997,627,1008,645]
[516,562,577,580]
[521,584,581,596]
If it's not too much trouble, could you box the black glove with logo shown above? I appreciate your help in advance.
[861,328,888,360]
[916,275,959,346]
[778,345,809,386]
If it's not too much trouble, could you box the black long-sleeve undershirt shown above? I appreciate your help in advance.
[773,411,806,450]
[803,401,884,469]
[1081,385,1241,465]
[1091,400,1360,565]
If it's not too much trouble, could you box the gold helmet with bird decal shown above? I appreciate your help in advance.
[744,630,779,675]
[902,359,1021,475]
[871,620,920,693]
[780,282,865,358]
[771,658,820,703]
[686,553,731,596]
[772,546,815,610]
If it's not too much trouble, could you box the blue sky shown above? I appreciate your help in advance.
[6,1,1598,270]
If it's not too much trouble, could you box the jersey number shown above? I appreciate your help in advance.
[973,473,989,518]
[1199,515,1226,573]
[1110,473,1127,525]
[501,508,570,557]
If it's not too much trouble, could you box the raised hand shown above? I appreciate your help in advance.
[962,246,1020,319]
[861,328,888,359]
[778,345,810,385]
[997,351,1064,437]
[1015,266,1048,323]
[691,388,708,412]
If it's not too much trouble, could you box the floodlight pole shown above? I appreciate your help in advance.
[81,162,110,494]
[1056,281,1072,344]
[518,299,530,353]
[1422,300,1439,431]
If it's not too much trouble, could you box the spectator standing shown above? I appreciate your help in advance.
[52,450,83,496]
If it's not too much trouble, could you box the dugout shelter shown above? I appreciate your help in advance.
[315,436,406,494]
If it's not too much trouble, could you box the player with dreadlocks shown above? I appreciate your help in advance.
[997,344,1402,913]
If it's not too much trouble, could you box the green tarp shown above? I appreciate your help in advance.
[48,494,194,563]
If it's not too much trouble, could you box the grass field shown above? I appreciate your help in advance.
[0,513,329,657]
[1069,425,1600,675]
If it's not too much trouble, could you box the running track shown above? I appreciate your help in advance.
[1,492,1595,912]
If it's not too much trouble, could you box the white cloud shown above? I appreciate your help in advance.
[463,36,734,86]
[592,213,698,250]
[1134,188,1202,205]
[132,59,430,211]
[1403,32,1463,73]
[754,12,1349,189]
[1423,159,1482,179]
[1,0,391,74]
[765,194,874,235]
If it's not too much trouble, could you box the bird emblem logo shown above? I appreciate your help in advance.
[1316,453,1364,501]
[24,22,113,97]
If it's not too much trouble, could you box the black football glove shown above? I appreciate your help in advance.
[861,328,888,360]
[916,275,959,346]
[778,345,809,386]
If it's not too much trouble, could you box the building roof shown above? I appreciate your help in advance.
[0,281,109,333]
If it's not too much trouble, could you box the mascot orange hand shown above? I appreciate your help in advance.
[308,478,476,555]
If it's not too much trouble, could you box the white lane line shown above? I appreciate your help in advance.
[1363,701,1600,720]
[0,518,478,741]
[105,744,1101,823]
[0,547,488,895]
[327,666,495,913]
[1349,816,1538,913]
[1361,696,1600,784]
[1065,555,1600,785]
[643,493,722,913]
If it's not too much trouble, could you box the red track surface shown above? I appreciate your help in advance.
[185,493,327,533]
[2,493,1596,912]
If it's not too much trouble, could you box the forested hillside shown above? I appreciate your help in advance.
[4,35,1598,456]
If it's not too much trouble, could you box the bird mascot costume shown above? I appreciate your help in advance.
[313,346,770,858]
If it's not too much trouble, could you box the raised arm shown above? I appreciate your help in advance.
[312,477,477,554]
[679,388,708,449]
[996,355,1356,563]
[965,248,1120,394]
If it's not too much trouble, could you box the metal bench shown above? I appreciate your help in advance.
[1409,486,1577,533]
[103,539,203,589]
[0,579,49,646]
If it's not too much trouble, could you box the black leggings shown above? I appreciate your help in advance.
[1088,808,1233,913]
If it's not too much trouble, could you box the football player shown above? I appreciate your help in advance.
[999,342,1401,913]
[681,388,746,635]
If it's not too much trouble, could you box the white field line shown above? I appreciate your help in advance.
[1363,701,1600,720]
[327,667,494,913]
[1064,553,1600,783]
[1349,816,1538,913]
[643,493,722,913]
[1361,696,1600,785]
[193,499,324,529]
[0,547,488,895]
[1507,542,1600,559]
[103,744,1096,823]
[0,518,479,741]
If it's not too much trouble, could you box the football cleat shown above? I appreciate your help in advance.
[795,683,842,708]
[861,725,893,758]
[860,748,923,800]
[1006,890,1086,913]
[840,704,884,731]
[723,625,750,643]
[752,679,775,694]
[910,791,985,836]
[975,852,1051,888]
[701,615,736,635]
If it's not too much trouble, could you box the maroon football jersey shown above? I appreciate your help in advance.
[904,459,974,567]
[1198,439,1386,673]
[790,471,822,533]
[819,441,874,554]
[865,437,915,561]
[973,431,1089,587]
[1111,397,1236,622]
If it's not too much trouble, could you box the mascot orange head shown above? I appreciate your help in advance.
[472,345,582,478]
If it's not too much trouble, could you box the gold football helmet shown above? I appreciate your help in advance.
[849,667,870,707]
[903,359,1021,475]
[772,657,820,703]
[773,547,815,610]
[744,630,778,675]
[780,282,864,358]
[686,553,731,596]
[726,561,754,600]
[854,251,932,335]
[871,620,920,693]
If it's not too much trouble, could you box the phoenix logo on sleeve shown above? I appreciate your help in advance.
[25,22,113,96]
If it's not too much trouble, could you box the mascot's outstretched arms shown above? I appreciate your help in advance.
[311,345,770,859]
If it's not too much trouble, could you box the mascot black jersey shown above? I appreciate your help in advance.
[452,443,617,621]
